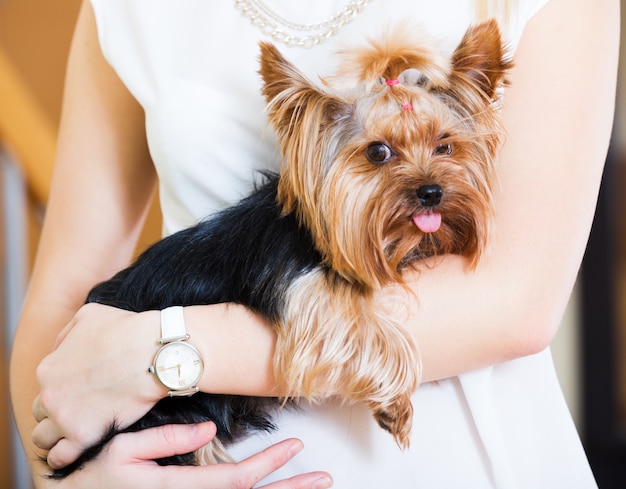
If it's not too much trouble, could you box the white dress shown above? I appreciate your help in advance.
[89,1,597,488]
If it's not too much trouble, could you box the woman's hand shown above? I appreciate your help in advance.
[32,303,164,469]
[53,422,333,489]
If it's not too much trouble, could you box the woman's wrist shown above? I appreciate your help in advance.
[182,304,280,397]
[131,309,171,402]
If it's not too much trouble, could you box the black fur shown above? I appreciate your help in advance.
[50,174,322,478]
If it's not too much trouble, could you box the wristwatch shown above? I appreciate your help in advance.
[149,306,203,396]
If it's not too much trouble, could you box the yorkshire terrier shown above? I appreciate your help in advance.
[51,19,511,478]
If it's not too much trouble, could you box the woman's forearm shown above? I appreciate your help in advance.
[185,305,279,396]
[403,0,619,383]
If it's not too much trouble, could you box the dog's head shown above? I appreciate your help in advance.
[260,20,512,288]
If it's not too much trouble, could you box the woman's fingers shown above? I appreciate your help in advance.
[237,440,333,489]
[116,421,218,462]
[32,393,46,422]
[258,472,334,489]
[186,437,333,489]
[31,417,63,450]
[107,424,333,489]
[46,437,88,470]
[32,418,99,469]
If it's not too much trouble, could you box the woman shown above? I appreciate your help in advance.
[10,0,618,487]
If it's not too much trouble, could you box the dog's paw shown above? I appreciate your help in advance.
[373,396,413,449]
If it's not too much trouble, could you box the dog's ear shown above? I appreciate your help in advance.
[259,42,353,140]
[259,41,354,201]
[259,41,311,105]
[449,19,512,101]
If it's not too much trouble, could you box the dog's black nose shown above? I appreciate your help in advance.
[417,184,443,207]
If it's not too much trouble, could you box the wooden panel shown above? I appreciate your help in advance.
[0,47,56,206]
[0,0,82,123]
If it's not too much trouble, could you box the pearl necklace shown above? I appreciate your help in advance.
[234,0,371,48]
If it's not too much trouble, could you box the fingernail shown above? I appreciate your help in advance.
[191,421,216,437]
[312,476,333,489]
[287,439,304,457]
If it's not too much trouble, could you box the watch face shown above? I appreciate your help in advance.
[153,341,203,390]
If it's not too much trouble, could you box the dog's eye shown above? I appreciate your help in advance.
[433,142,453,156]
[433,134,453,156]
[366,142,393,164]
[433,143,453,156]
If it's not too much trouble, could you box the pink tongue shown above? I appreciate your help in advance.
[413,212,442,233]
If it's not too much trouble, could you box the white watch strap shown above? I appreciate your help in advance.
[159,306,188,343]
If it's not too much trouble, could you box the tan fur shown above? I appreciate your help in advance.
[196,438,233,465]
[276,269,419,447]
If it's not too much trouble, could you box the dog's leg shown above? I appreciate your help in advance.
[195,438,233,465]
[276,269,420,448]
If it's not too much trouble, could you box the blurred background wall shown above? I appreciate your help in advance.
[0,1,623,488]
